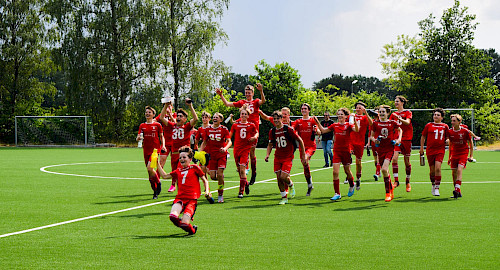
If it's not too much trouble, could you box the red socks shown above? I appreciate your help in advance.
[251,157,257,174]
[392,163,399,182]
[333,179,340,194]
[239,178,247,194]
[405,165,411,183]
[384,176,392,193]
[304,164,312,184]
[169,214,181,227]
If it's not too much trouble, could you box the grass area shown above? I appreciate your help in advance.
[0,148,499,269]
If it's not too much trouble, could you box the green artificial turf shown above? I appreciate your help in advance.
[0,148,499,269]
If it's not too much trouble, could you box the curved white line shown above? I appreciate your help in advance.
[40,161,147,180]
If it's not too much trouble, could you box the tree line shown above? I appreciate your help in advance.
[1,0,498,145]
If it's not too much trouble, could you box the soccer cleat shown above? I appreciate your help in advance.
[306,185,314,196]
[156,182,162,195]
[356,180,361,191]
[168,185,176,193]
[330,194,341,201]
[188,225,198,235]
[390,189,394,199]
[385,193,392,202]
[249,173,256,185]
[323,164,329,168]
[434,188,440,196]
[206,195,215,204]
[278,198,288,205]
[406,183,411,192]
[344,178,349,184]
[453,190,459,199]
[431,185,436,196]
[373,174,379,181]
[348,186,355,197]
[393,181,400,189]
[153,194,158,199]
[290,185,296,198]
[238,193,243,198]
[218,195,224,203]
[245,183,250,195]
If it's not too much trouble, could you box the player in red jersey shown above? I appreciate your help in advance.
[200,112,232,203]
[229,105,258,198]
[159,99,199,193]
[265,110,306,205]
[292,103,319,196]
[348,101,373,190]
[447,122,480,165]
[157,146,211,235]
[137,106,164,199]
[389,96,413,192]
[260,107,292,126]
[420,108,449,196]
[195,111,212,175]
[447,114,473,199]
[216,84,265,185]
[366,107,381,181]
[370,105,402,202]
[315,108,359,201]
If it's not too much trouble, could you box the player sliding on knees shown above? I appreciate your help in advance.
[369,105,402,202]
[216,83,265,185]
[199,113,231,203]
[292,103,319,196]
[447,114,473,199]
[229,105,258,199]
[137,106,164,199]
[314,108,359,201]
[265,110,306,205]
[159,99,199,193]
[420,108,448,196]
[389,96,413,192]
[157,146,212,235]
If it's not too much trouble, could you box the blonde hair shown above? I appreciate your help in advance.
[379,105,391,114]
[145,106,156,115]
[201,111,211,118]
[213,112,224,120]
[240,104,251,115]
[338,107,351,116]
[450,114,462,122]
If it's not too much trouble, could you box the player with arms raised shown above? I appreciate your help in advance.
[158,146,211,235]
[216,84,265,185]
[265,111,306,205]
[389,96,413,192]
[159,99,199,192]
[370,105,402,202]
[349,101,373,190]
[195,111,212,175]
[420,108,448,196]
[315,108,359,201]
[229,105,258,199]
[199,113,232,203]
[447,114,473,199]
[137,106,164,199]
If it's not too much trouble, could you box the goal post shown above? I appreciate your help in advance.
[15,116,95,147]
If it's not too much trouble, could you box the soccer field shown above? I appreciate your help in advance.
[0,148,499,269]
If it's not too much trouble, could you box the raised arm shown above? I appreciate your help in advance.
[216,88,235,107]
[187,100,198,126]
[313,116,332,134]
[364,107,373,126]
[256,83,265,106]
[259,110,272,122]
[351,113,359,132]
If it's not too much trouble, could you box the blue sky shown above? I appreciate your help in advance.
[213,0,500,88]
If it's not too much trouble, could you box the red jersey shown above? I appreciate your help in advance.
[138,122,163,155]
[168,121,193,152]
[202,125,230,154]
[170,164,205,200]
[422,122,449,155]
[269,125,300,160]
[270,118,292,127]
[327,122,355,152]
[195,125,210,142]
[233,99,261,127]
[371,120,401,153]
[448,127,471,156]
[349,114,369,146]
[230,121,257,153]
[155,116,172,147]
[389,110,413,141]
[292,118,317,148]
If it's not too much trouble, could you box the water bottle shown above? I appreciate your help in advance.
[375,136,383,147]
[138,132,144,148]
[349,115,355,125]
[420,155,425,166]
[150,148,158,169]
[391,140,401,146]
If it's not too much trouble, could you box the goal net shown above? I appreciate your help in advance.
[15,116,95,147]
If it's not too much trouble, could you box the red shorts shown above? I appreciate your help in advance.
[377,151,394,164]
[143,153,152,166]
[208,151,228,171]
[350,144,364,160]
[170,152,181,171]
[274,158,293,175]
[332,151,352,166]
[234,149,250,167]
[395,140,412,157]
[427,152,445,165]
[371,142,378,155]
[173,198,198,219]
[449,154,468,169]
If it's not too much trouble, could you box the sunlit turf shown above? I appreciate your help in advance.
[0,148,499,269]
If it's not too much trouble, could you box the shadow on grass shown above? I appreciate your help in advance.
[116,212,167,219]
[393,196,451,203]
[131,233,191,239]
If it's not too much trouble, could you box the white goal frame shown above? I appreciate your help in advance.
[15,116,94,147]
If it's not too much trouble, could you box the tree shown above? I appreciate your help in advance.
[312,73,394,99]
[0,0,57,143]
[155,0,229,109]
[482,48,500,91]
[219,72,251,94]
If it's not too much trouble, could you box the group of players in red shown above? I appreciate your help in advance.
[137,88,475,234]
